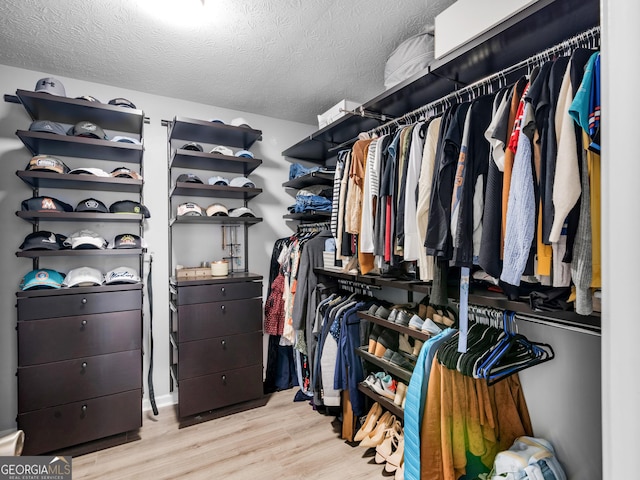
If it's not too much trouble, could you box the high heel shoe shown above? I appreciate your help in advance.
[354,402,382,442]
[384,433,405,473]
[374,419,402,464]
[394,460,405,480]
[359,413,394,448]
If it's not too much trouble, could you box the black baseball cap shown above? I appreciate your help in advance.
[21,196,73,213]
[19,231,67,251]
[181,142,203,152]
[29,120,67,136]
[75,198,109,213]
[67,121,109,140]
[108,98,137,109]
[176,173,203,184]
[25,155,70,174]
[109,200,151,218]
[108,233,144,249]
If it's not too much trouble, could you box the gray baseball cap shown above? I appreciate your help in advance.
[35,77,66,96]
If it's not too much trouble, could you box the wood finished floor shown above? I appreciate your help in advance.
[72,390,389,480]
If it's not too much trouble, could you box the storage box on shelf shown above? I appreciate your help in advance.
[164,116,266,424]
[5,88,147,455]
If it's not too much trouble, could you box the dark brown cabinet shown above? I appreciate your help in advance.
[6,89,147,454]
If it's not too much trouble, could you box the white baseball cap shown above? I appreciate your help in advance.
[63,267,104,287]
[111,136,142,145]
[104,266,141,284]
[209,146,233,156]
[177,202,203,216]
[228,206,256,218]
[230,117,252,128]
[206,203,229,216]
[68,167,111,177]
[63,230,108,249]
[229,176,256,188]
[208,176,230,186]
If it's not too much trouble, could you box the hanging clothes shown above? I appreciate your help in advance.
[403,121,427,262]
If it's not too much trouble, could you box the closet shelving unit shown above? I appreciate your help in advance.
[288,0,601,449]
[5,89,147,455]
[164,116,267,427]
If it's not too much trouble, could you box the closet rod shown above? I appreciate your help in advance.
[297,221,330,232]
[367,25,600,136]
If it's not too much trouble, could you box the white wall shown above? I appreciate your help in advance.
[0,64,315,431]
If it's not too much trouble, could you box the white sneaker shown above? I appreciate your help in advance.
[371,374,397,400]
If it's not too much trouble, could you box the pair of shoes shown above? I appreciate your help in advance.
[394,460,405,480]
[394,382,407,407]
[384,431,404,473]
[363,371,385,388]
[393,310,412,327]
[412,340,424,357]
[371,374,397,400]
[354,402,382,442]
[398,334,413,356]
[421,316,443,335]
[359,412,396,448]
[374,329,399,358]
[433,305,457,327]
[408,314,424,330]
[389,352,415,372]
[368,324,383,354]
[374,419,403,464]
[375,305,392,319]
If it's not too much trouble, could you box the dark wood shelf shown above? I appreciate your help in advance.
[170,182,262,200]
[13,89,144,133]
[169,216,262,226]
[16,211,144,223]
[170,272,263,287]
[16,170,143,194]
[355,347,412,383]
[16,249,144,258]
[168,116,262,149]
[283,171,334,189]
[357,312,432,342]
[16,282,143,298]
[170,149,261,174]
[16,130,143,164]
[314,268,431,295]
[281,0,599,163]
[357,383,404,420]
[283,211,331,221]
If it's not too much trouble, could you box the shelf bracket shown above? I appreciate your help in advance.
[4,94,20,104]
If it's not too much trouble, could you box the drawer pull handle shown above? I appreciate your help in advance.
[81,405,87,414]
[221,287,226,293]
[221,305,226,311]
[221,375,227,384]
[81,320,88,327]
[81,298,88,305]
[221,340,227,348]
[81,362,88,370]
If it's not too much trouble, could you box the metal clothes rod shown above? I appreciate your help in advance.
[297,221,330,232]
[367,25,600,136]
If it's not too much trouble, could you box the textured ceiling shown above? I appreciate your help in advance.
[0,0,455,125]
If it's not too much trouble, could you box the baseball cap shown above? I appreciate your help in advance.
[68,121,109,140]
[209,146,233,156]
[25,155,70,174]
[64,230,108,249]
[21,196,73,213]
[108,98,137,109]
[34,77,66,96]
[230,117,252,129]
[206,203,229,216]
[228,206,256,217]
[109,200,151,218]
[110,167,143,180]
[75,198,109,213]
[177,202,203,216]
[111,136,142,145]
[63,267,104,287]
[21,269,65,290]
[207,176,230,186]
[76,95,101,103]
[181,142,203,152]
[19,231,67,251]
[107,233,146,249]
[229,176,256,188]
[29,120,67,136]
[176,173,203,184]
[68,167,110,177]
[235,150,254,159]
[209,118,225,124]
[104,266,141,284]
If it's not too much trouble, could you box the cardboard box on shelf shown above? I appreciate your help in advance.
[317,99,361,130]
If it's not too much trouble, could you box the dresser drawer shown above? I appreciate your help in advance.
[18,350,142,413]
[18,389,141,456]
[176,281,261,305]
[178,364,263,417]
[178,331,262,379]
[17,290,142,321]
[19,310,141,366]
[177,298,262,342]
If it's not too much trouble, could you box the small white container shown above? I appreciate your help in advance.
[210,260,229,276]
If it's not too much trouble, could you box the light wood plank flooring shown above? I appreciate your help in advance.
[72,390,389,479]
